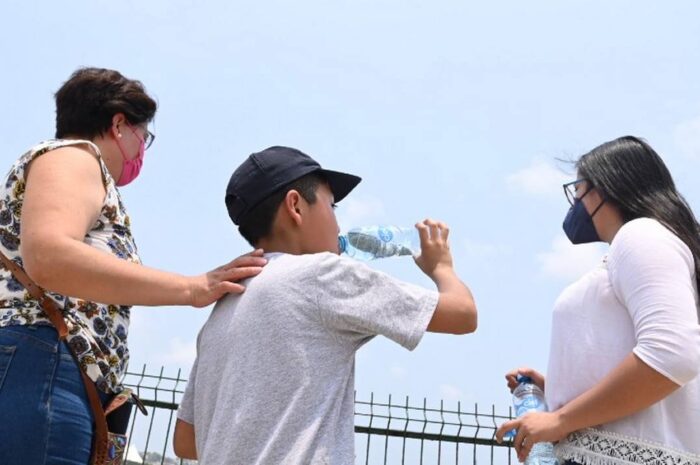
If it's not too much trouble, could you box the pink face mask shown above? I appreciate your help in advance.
[114,125,146,187]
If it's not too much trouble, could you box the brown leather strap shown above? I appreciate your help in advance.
[0,251,69,339]
[82,371,110,465]
[0,250,108,463]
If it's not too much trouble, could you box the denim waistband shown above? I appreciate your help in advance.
[0,325,70,355]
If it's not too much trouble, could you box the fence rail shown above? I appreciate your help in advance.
[120,366,515,465]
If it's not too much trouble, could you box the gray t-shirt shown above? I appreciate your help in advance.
[178,252,438,465]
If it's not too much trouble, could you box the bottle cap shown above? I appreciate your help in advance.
[516,374,533,384]
[338,235,348,254]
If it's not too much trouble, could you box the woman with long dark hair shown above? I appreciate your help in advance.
[497,136,700,464]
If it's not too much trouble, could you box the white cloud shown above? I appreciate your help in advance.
[336,195,386,230]
[537,235,605,282]
[439,384,464,402]
[674,116,700,160]
[506,159,570,197]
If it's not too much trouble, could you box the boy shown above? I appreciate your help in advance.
[174,146,477,464]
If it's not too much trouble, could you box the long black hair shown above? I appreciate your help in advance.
[576,136,700,311]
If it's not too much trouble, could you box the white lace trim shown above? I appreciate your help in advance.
[555,428,700,465]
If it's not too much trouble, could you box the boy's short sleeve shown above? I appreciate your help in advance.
[312,253,439,350]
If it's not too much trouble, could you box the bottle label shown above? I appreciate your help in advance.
[514,396,543,416]
[377,227,394,242]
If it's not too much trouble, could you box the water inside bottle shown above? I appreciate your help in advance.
[347,231,414,258]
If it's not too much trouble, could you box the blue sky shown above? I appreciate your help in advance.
[3,0,700,424]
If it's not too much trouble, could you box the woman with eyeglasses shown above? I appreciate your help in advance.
[496,136,700,464]
[0,67,266,465]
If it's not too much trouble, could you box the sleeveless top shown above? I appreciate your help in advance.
[0,139,140,393]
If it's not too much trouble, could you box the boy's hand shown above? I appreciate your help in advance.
[414,219,453,280]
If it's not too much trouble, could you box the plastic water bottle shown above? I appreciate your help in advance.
[338,226,419,261]
[509,375,558,465]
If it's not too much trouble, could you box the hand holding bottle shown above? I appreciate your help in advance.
[497,370,562,465]
[413,219,453,280]
[506,367,546,393]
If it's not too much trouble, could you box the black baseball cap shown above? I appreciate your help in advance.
[225,146,362,225]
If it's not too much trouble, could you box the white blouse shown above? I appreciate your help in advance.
[546,218,700,464]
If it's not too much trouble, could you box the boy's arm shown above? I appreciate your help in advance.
[414,220,477,335]
[173,418,197,460]
[426,268,476,334]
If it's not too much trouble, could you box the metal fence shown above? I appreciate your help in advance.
[120,366,515,465]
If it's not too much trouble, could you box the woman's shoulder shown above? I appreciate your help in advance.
[609,217,693,270]
[613,217,681,245]
[32,139,101,158]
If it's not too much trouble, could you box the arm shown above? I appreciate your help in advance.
[20,147,265,307]
[173,419,197,460]
[414,220,477,334]
[496,354,679,462]
[558,353,679,430]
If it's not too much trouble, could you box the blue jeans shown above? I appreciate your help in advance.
[0,325,105,465]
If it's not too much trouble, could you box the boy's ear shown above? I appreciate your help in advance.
[283,190,304,226]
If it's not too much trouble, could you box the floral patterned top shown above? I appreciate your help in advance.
[0,139,140,393]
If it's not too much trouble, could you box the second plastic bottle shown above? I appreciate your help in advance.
[510,375,558,465]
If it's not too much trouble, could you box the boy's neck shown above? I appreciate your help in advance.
[256,237,303,255]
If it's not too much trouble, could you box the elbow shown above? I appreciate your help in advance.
[21,241,58,289]
[173,442,197,461]
[446,301,477,335]
[173,419,198,460]
[428,296,478,335]
[457,303,478,335]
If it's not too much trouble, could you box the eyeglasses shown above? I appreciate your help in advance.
[142,129,155,150]
[562,178,591,206]
[127,124,156,150]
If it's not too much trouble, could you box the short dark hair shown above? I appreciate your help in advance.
[54,67,157,139]
[237,173,325,246]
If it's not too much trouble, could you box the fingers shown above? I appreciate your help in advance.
[495,419,518,443]
[227,256,267,270]
[218,281,246,295]
[227,252,267,269]
[505,367,544,391]
[514,427,533,462]
[496,419,533,462]
[223,266,264,283]
[439,221,450,242]
[505,367,523,391]
[506,376,519,392]
[416,219,450,243]
[214,251,267,273]
[519,367,545,391]
[415,221,430,245]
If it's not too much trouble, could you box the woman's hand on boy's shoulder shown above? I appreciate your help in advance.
[187,249,267,308]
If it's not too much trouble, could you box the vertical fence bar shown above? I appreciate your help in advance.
[383,394,391,465]
[473,403,480,465]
